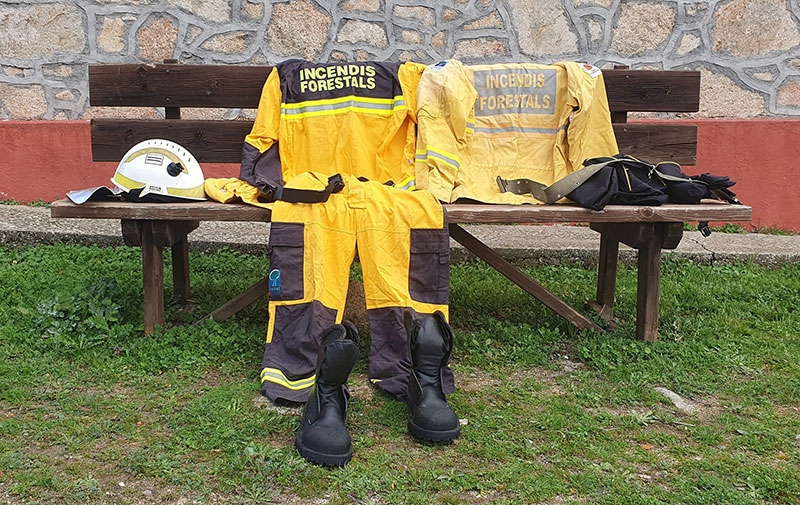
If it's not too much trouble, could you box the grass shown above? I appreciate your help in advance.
[0,199,50,207]
[1,243,799,504]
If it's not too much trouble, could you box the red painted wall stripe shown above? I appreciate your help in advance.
[0,120,238,204]
[691,119,800,232]
[1,119,797,231]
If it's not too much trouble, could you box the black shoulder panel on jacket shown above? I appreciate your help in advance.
[277,59,404,103]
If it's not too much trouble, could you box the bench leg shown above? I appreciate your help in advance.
[589,222,684,342]
[449,223,602,332]
[637,226,662,342]
[122,219,199,334]
[139,223,166,335]
[587,232,619,325]
[171,237,191,305]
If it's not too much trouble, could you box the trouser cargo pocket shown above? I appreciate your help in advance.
[268,222,305,301]
[408,227,450,305]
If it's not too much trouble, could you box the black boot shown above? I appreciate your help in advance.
[295,321,359,467]
[404,310,460,442]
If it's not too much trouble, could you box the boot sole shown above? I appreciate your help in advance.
[408,420,461,442]
[295,433,353,467]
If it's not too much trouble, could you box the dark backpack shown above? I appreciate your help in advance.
[567,155,739,210]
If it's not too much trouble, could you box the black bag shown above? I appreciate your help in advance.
[567,155,739,211]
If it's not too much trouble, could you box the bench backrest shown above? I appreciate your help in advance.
[89,63,700,166]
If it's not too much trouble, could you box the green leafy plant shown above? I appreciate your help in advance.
[32,278,123,353]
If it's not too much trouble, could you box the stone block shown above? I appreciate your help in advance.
[339,0,381,13]
[267,0,331,60]
[393,6,435,27]
[0,83,48,119]
[609,2,675,57]
[201,31,253,54]
[777,79,800,109]
[712,0,800,57]
[337,20,388,48]
[453,37,510,61]
[137,15,179,62]
[507,0,578,58]
[0,5,85,58]
[168,0,231,23]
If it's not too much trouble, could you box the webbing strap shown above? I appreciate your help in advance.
[496,158,619,203]
[496,157,707,204]
[274,173,345,204]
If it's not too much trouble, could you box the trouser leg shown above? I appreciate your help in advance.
[353,180,454,399]
[260,194,357,403]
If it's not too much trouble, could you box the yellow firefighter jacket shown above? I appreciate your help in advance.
[240,59,427,198]
[415,59,619,204]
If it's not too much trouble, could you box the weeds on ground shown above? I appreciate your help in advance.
[0,199,50,207]
[1,244,799,504]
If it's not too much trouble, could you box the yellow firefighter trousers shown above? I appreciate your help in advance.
[260,176,453,403]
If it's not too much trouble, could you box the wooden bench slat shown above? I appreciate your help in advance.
[50,199,751,224]
[615,123,697,164]
[445,203,752,223]
[90,120,698,165]
[89,64,271,109]
[51,199,272,221]
[603,69,700,113]
[91,119,253,163]
[88,64,700,113]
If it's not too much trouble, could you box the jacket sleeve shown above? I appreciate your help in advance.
[414,60,477,203]
[397,61,427,189]
[240,67,283,198]
[399,61,427,123]
[561,62,619,175]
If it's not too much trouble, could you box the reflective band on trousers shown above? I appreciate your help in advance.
[260,367,317,391]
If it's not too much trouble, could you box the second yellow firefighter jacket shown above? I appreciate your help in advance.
[414,59,619,204]
[240,59,427,198]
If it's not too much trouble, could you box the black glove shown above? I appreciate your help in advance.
[690,173,735,188]
[690,173,741,204]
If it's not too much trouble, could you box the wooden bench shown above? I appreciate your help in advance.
[50,62,752,342]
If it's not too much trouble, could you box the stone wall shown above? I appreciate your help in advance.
[1,0,799,120]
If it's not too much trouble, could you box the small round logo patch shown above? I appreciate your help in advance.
[268,269,281,297]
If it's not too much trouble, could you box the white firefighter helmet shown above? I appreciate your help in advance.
[112,139,206,201]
